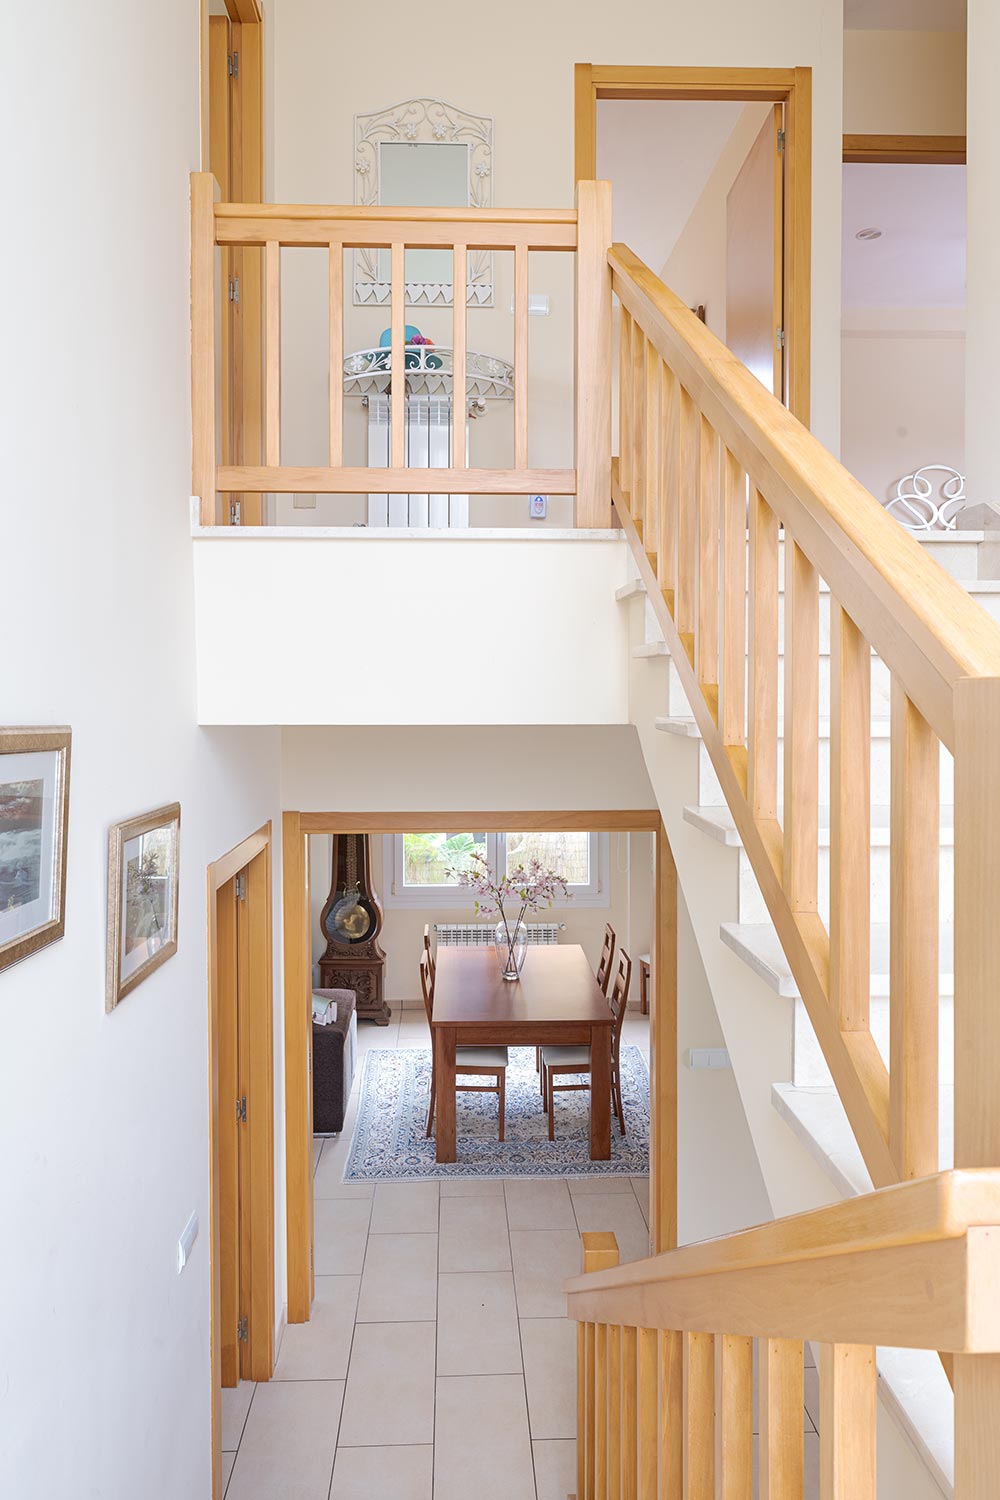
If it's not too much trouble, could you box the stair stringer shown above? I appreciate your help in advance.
[625,606,953,1498]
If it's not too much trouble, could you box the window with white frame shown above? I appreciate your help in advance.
[382,831,609,908]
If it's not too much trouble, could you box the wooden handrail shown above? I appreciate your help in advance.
[610,241,1000,750]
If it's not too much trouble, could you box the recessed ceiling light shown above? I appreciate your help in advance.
[855,227,883,241]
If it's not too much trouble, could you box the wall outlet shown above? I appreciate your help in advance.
[529,494,547,520]
[177,1211,199,1273]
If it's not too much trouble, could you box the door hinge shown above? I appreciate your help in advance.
[229,499,242,526]
[776,326,785,351]
[237,1315,248,1343]
[777,128,785,153]
[228,275,240,305]
[237,1095,247,1124]
[228,51,239,79]
[235,870,247,901]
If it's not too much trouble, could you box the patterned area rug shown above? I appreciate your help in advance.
[344,1045,649,1181]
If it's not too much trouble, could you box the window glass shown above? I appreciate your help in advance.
[401,832,486,887]
[504,831,590,886]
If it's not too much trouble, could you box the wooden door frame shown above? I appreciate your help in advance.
[574,63,812,427]
[282,807,677,1321]
[208,822,275,1500]
[843,134,966,164]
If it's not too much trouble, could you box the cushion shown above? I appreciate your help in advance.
[540,1045,591,1069]
[456,1046,509,1069]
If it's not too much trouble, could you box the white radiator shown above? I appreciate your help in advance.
[366,395,469,528]
[434,922,565,946]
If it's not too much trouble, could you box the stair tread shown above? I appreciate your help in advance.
[633,640,668,657]
[615,578,646,600]
[721,920,954,996]
[656,715,900,739]
[683,803,956,849]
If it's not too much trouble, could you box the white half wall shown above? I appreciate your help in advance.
[194,532,630,725]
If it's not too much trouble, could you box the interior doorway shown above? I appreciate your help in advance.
[574,64,812,424]
[208,824,275,1500]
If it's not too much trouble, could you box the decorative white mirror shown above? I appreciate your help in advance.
[354,98,494,307]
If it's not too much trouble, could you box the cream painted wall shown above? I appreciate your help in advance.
[308,830,652,1006]
[271,0,846,502]
[841,310,965,504]
[843,29,966,134]
[193,533,629,725]
[657,103,773,350]
[965,0,999,501]
[2,6,282,1498]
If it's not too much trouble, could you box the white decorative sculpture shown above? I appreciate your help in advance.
[885,466,966,532]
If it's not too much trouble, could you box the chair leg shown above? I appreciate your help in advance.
[497,1068,505,1143]
[535,1044,540,1073]
[613,1070,626,1136]
[540,1057,548,1109]
[426,1074,436,1137]
[548,1075,556,1141]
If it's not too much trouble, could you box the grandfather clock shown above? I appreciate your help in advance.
[318,834,390,1024]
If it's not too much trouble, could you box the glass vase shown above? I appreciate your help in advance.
[495,916,528,980]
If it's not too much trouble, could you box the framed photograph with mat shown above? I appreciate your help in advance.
[106,802,180,1011]
[0,727,71,974]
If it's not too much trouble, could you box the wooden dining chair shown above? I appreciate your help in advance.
[535,922,616,1089]
[540,949,631,1141]
[419,952,508,1141]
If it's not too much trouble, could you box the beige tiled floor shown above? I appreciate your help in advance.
[221,1009,818,1498]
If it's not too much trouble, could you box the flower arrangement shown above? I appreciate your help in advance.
[449,850,571,978]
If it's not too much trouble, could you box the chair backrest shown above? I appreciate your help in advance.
[423,922,435,981]
[596,922,616,994]
[609,949,631,1058]
[419,950,434,1024]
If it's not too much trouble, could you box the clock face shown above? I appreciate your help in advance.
[325,893,373,944]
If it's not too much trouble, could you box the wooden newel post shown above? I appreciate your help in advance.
[575,179,613,528]
[578,1233,619,1500]
[191,171,218,526]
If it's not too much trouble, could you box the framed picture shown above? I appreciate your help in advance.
[106,802,180,1012]
[0,727,71,975]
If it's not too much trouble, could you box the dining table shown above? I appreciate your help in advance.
[430,943,615,1162]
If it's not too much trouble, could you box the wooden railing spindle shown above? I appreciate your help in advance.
[658,364,679,609]
[697,415,721,715]
[608,1325,622,1500]
[578,1321,589,1500]
[682,1331,715,1500]
[390,241,406,469]
[721,449,747,754]
[596,1323,608,1500]
[514,241,529,470]
[660,1329,683,1499]
[889,681,940,1179]
[748,489,779,825]
[265,240,281,468]
[630,326,646,541]
[619,311,633,502]
[643,339,660,558]
[191,173,217,524]
[328,241,343,467]
[715,1333,753,1500]
[783,542,820,911]
[675,387,698,654]
[637,1327,657,1500]
[819,1344,876,1500]
[830,605,871,1031]
[759,1339,804,1500]
[621,1324,637,1498]
[451,244,467,471]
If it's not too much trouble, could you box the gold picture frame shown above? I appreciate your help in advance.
[106,802,180,1012]
[0,727,71,974]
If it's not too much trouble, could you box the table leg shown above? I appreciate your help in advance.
[589,1025,612,1160]
[434,1025,457,1163]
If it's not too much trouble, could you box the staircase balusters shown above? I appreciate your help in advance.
[658,363,679,611]
[676,386,698,651]
[328,241,344,467]
[630,326,646,541]
[819,1344,876,1500]
[697,416,721,717]
[759,1338,804,1500]
[715,1333,753,1500]
[748,488,780,828]
[783,541,820,913]
[829,603,872,1033]
[643,339,660,560]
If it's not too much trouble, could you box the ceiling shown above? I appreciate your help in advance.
[844,0,965,31]
[842,163,966,307]
[596,100,748,273]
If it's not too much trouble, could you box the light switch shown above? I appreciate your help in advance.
[687,1047,731,1070]
[529,494,547,520]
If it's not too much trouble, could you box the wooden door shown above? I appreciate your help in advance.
[726,105,785,399]
[217,873,242,1385]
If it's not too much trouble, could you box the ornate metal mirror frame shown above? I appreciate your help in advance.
[353,97,494,307]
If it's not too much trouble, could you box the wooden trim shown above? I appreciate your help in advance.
[297,808,661,834]
[214,464,578,495]
[843,133,966,165]
[576,64,812,426]
[208,823,274,1497]
[224,0,262,20]
[216,201,578,226]
[650,823,677,1253]
[215,216,579,251]
[282,811,313,1323]
[575,179,613,527]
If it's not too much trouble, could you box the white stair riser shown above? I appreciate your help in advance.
[792,995,955,1090]
[737,841,954,926]
[695,733,955,809]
